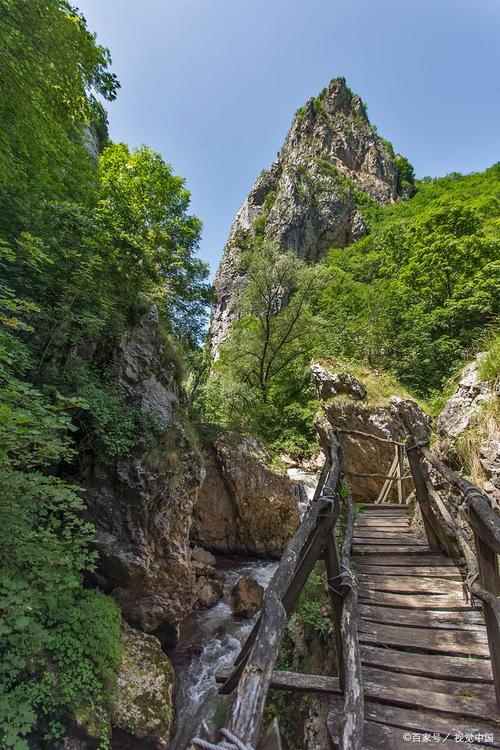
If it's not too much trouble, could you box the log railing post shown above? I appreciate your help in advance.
[325,528,345,688]
[405,436,442,551]
[470,503,500,709]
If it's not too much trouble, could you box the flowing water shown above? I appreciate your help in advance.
[170,558,278,750]
[170,468,320,750]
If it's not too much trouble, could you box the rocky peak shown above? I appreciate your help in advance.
[210,77,409,358]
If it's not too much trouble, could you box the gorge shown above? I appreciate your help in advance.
[0,5,499,750]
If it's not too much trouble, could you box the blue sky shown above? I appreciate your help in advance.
[77,0,500,277]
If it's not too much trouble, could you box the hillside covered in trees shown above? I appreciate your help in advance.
[0,3,498,750]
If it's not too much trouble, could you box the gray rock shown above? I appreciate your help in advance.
[311,359,367,401]
[318,391,430,503]
[109,624,174,749]
[437,354,499,505]
[192,433,301,557]
[195,576,224,609]
[191,545,216,567]
[85,306,204,635]
[210,78,406,358]
[437,355,494,439]
[231,576,264,618]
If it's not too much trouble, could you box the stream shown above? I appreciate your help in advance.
[170,467,320,750]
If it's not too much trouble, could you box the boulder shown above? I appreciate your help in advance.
[311,359,367,401]
[109,624,175,749]
[195,576,224,609]
[317,368,430,503]
[438,355,494,439]
[84,306,204,637]
[191,546,216,566]
[437,354,499,505]
[192,433,301,557]
[231,576,264,618]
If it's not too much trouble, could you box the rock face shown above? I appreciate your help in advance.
[315,364,430,503]
[210,77,409,358]
[231,576,264,618]
[109,624,175,749]
[311,359,367,401]
[85,306,204,637]
[438,355,494,439]
[437,354,499,505]
[192,433,301,557]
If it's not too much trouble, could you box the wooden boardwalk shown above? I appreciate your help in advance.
[327,503,499,749]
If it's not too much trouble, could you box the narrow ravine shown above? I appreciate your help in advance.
[170,558,278,750]
[170,468,319,750]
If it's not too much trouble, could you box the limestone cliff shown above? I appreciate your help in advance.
[210,77,410,358]
[84,306,204,641]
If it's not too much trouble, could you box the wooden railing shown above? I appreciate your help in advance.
[406,436,500,708]
[192,433,364,750]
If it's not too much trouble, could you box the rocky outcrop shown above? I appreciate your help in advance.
[315,363,430,502]
[85,306,204,638]
[230,576,264,618]
[210,77,410,358]
[109,624,175,749]
[311,359,367,401]
[437,354,499,505]
[192,433,301,557]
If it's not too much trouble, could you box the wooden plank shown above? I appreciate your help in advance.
[356,503,408,513]
[353,538,427,546]
[356,564,460,578]
[353,545,445,556]
[362,679,497,721]
[352,554,455,567]
[360,604,485,631]
[353,531,415,539]
[216,668,340,695]
[358,574,465,594]
[362,702,500,745]
[328,698,500,748]
[359,589,481,610]
[360,644,494,682]
[358,620,490,656]
[325,530,344,686]
[363,665,492,702]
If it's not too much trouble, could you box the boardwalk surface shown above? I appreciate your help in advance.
[327,503,499,749]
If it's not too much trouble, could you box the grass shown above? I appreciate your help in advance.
[455,398,499,489]
[479,328,500,386]
[315,356,429,410]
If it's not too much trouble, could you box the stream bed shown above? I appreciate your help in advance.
[169,467,320,750]
[170,558,278,750]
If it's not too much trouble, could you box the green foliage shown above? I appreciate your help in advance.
[317,164,500,396]
[395,154,415,191]
[294,564,331,637]
[0,4,209,747]
[0,284,122,748]
[479,329,500,385]
[197,241,324,456]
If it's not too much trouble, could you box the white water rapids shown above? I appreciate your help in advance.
[170,467,320,750]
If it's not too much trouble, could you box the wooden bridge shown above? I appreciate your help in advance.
[192,431,500,750]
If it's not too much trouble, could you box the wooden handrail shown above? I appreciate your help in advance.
[216,435,342,746]
[406,438,500,709]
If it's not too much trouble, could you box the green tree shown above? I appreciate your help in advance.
[97,143,210,347]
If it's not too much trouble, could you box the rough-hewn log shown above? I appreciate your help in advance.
[226,593,286,747]
[216,668,340,694]
[338,492,364,750]
[473,534,500,709]
[325,528,344,687]
[406,436,442,551]
[469,498,500,555]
